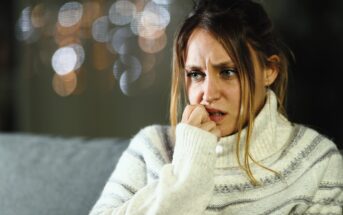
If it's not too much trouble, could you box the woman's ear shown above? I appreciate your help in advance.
[264,55,280,86]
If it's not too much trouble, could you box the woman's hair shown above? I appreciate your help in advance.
[170,0,289,185]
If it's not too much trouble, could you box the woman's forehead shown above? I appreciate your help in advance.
[184,29,235,66]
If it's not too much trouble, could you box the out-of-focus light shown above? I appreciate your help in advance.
[109,0,137,26]
[143,2,170,29]
[56,20,81,37]
[58,1,83,27]
[52,46,78,75]
[52,72,78,97]
[114,54,142,83]
[130,12,143,35]
[81,1,101,28]
[113,59,124,80]
[92,43,113,71]
[113,55,141,81]
[55,35,80,47]
[152,0,174,5]
[119,71,135,96]
[92,16,110,42]
[135,2,170,39]
[140,53,156,72]
[138,31,167,54]
[111,27,136,55]
[133,0,146,12]
[120,55,142,82]
[131,12,164,39]
[72,69,86,95]
[31,4,48,28]
[16,7,35,41]
[68,43,85,70]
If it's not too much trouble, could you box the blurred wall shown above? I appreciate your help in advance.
[1,0,342,148]
[10,0,194,138]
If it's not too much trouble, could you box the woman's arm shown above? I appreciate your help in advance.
[89,123,218,215]
[302,149,343,214]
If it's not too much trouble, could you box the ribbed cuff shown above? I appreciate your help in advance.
[172,123,217,177]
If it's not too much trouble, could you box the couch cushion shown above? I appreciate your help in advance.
[0,133,129,215]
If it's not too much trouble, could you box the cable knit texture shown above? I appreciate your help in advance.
[90,91,343,215]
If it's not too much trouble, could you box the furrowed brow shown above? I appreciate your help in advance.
[212,61,235,69]
[185,65,203,71]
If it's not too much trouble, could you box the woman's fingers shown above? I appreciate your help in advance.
[188,105,208,125]
[181,105,221,137]
[181,105,196,123]
[182,105,206,125]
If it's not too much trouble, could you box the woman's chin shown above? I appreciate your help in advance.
[219,126,237,137]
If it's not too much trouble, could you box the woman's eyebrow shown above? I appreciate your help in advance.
[184,65,203,71]
[185,61,235,71]
[212,61,235,68]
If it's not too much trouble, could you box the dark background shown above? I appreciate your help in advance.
[0,0,342,149]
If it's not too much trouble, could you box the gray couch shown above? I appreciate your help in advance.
[0,132,130,215]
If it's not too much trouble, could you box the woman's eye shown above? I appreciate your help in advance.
[186,71,205,81]
[220,68,237,79]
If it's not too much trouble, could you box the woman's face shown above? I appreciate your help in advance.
[184,28,271,136]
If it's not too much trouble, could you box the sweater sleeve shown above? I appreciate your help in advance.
[89,123,218,215]
[303,150,343,215]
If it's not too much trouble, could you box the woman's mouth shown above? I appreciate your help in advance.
[206,108,227,123]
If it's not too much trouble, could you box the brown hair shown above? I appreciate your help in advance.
[170,0,289,185]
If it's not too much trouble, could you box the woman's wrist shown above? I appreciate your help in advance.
[172,123,217,177]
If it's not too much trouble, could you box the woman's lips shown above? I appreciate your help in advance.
[206,108,227,123]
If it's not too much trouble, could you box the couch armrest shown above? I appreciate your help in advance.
[0,133,129,215]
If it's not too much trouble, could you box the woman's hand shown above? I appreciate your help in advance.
[181,105,221,138]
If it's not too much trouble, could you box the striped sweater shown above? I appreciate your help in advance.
[90,92,343,215]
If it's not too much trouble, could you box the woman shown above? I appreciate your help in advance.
[90,0,343,214]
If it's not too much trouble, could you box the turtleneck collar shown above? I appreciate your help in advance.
[215,90,293,168]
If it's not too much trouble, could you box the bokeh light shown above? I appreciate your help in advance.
[55,21,81,37]
[92,43,114,71]
[52,72,78,97]
[138,2,170,39]
[58,1,83,27]
[72,69,87,95]
[119,70,139,96]
[114,54,142,95]
[68,43,85,70]
[16,7,35,41]
[140,53,156,72]
[31,4,48,28]
[92,16,110,42]
[15,0,174,97]
[120,55,142,83]
[113,59,124,80]
[133,0,147,12]
[111,27,136,55]
[130,2,170,40]
[138,31,167,54]
[113,55,141,81]
[108,0,137,26]
[130,12,143,35]
[55,35,80,47]
[81,1,101,28]
[52,46,78,75]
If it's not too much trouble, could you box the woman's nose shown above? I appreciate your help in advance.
[202,76,220,104]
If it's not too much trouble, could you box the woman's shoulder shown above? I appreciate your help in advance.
[290,123,341,158]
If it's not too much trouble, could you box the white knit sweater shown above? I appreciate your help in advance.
[90,92,343,215]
